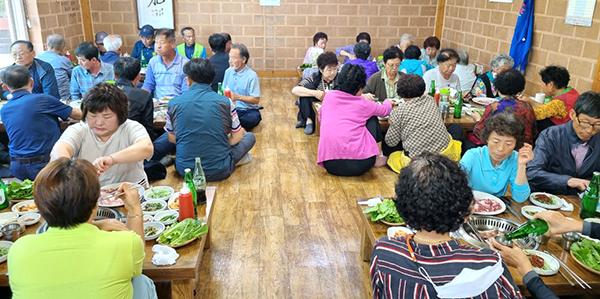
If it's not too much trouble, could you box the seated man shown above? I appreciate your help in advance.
[222,32,232,53]
[70,42,115,101]
[99,34,122,65]
[528,91,600,195]
[131,24,155,65]
[223,43,261,131]
[36,34,73,100]
[94,31,108,58]
[336,32,370,62]
[208,33,229,93]
[454,49,477,92]
[344,42,378,81]
[10,40,60,99]
[114,57,154,138]
[166,58,255,181]
[0,65,82,180]
[142,29,189,99]
[176,27,207,59]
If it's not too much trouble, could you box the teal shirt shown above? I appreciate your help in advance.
[460,146,531,203]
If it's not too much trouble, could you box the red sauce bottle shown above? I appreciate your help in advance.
[178,183,195,221]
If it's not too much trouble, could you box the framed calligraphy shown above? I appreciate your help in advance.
[136,0,174,29]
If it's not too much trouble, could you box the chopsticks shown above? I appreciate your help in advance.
[550,252,591,289]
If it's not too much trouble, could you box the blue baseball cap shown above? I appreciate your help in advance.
[139,24,155,38]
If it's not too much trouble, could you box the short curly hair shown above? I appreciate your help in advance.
[316,51,338,70]
[479,112,526,150]
[539,65,570,89]
[423,36,441,49]
[395,153,473,234]
[335,64,366,95]
[494,69,525,96]
[383,46,403,63]
[397,74,425,98]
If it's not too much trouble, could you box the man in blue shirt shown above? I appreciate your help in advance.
[0,66,82,180]
[131,24,155,65]
[223,43,261,131]
[175,27,206,59]
[70,42,115,101]
[99,35,122,65]
[36,34,73,100]
[208,33,229,93]
[10,40,60,99]
[142,29,189,99]
[166,58,255,180]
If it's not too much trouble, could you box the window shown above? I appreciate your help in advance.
[0,0,28,68]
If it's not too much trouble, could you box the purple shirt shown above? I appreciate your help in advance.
[317,90,392,166]
[344,58,379,81]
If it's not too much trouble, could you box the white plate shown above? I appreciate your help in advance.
[143,222,165,241]
[0,241,14,263]
[18,212,41,226]
[141,199,167,215]
[472,191,506,215]
[472,97,498,106]
[144,186,174,202]
[387,226,414,239]
[168,192,180,210]
[143,214,154,223]
[529,192,563,209]
[0,212,18,226]
[154,210,179,226]
[523,249,559,276]
[520,205,547,220]
[98,183,145,208]
[12,200,38,215]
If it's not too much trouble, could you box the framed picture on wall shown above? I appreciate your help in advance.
[137,0,174,29]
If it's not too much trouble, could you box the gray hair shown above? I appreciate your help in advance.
[457,49,469,65]
[46,34,66,51]
[231,43,250,63]
[399,33,415,45]
[103,35,122,52]
[490,53,515,70]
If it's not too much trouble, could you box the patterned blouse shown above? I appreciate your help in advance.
[533,99,567,120]
[474,97,538,144]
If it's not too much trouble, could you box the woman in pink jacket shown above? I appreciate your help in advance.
[317,64,392,176]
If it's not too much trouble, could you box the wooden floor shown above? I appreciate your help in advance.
[154,77,399,299]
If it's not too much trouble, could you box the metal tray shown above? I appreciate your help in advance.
[454,215,539,250]
[36,208,125,234]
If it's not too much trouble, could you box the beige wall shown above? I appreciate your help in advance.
[25,0,85,56]
[442,0,600,96]
[89,0,438,71]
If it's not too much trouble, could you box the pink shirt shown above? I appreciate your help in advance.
[317,90,392,166]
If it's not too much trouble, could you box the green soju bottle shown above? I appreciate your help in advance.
[0,180,8,210]
[218,83,224,95]
[140,51,147,68]
[454,90,463,119]
[504,219,548,241]
[184,168,198,218]
[582,171,600,218]
[429,80,436,98]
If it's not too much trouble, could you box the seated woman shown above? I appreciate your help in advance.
[419,36,440,67]
[317,64,391,176]
[363,46,403,101]
[468,69,537,148]
[471,53,514,98]
[344,42,378,81]
[400,45,430,76]
[302,32,328,78]
[51,83,153,186]
[370,153,526,299]
[385,74,462,172]
[518,65,580,132]
[336,32,371,62]
[460,113,534,203]
[423,48,463,96]
[291,51,338,135]
[8,158,157,298]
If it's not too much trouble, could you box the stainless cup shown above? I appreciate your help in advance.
[561,232,582,251]
[2,223,21,242]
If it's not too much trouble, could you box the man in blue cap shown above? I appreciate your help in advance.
[131,24,155,67]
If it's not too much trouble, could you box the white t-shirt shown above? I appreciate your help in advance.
[423,67,462,94]
[58,120,151,186]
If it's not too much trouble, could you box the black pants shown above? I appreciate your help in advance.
[297,96,317,126]
[446,123,463,141]
[537,118,555,134]
[323,116,382,176]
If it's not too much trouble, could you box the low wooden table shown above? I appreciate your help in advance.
[0,186,217,299]
[357,195,600,297]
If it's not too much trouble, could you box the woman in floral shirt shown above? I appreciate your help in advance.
[470,54,514,99]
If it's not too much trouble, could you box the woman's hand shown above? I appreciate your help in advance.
[362,93,375,101]
[517,143,534,165]
[92,219,129,232]
[93,156,115,174]
[471,112,482,122]
[534,210,583,236]
[489,238,534,276]
[117,182,143,213]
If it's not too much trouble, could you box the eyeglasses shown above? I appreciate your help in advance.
[577,116,600,130]
[11,51,31,58]
[386,63,401,68]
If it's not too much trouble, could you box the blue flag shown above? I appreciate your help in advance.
[509,0,534,73]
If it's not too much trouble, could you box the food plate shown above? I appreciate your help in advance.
[472,191,506,216]
[18,212,41,226]
[141,199,167,215]
[0,241,14,264]
[144,186,174,202]
[12,200,38,215]
[98,183,145,208]
[521,205,547,220]
[523,249,559,275]
[143,214,154,223]
[570,244,600,275]
[387,226,414,239]
[154,210,179,226]
[168,192,180,210]
[472,97,498,106]
[143,222,165,241]
[158,236,198,248]
[380,220,405,226]
[529,192,563,209]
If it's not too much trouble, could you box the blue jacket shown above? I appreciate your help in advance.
[400,59,430,76]
[509,0,534,72]
[5,59,60,100]
[527,121,600,195]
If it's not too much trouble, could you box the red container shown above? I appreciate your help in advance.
[178,184,195,221]
[224,89,231,98]
[434,92,441,106]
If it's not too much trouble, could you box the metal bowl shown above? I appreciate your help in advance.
[454,216,539,250]
[36,208,126,234]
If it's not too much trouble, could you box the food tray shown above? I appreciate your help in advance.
[36,208,125,234]
[454,216,539,250]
